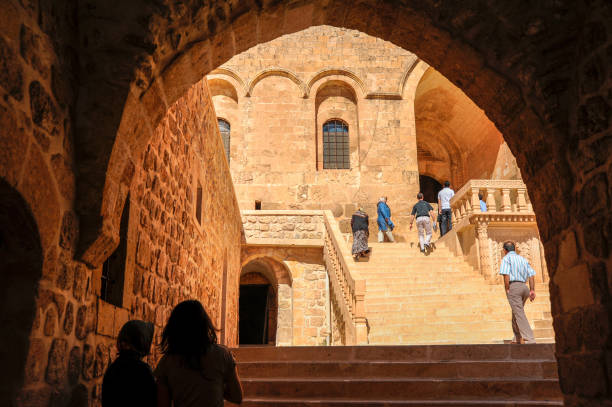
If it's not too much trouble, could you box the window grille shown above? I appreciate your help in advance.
[218,119,231,163]
[323,120,349,169]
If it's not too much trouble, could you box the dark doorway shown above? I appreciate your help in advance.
[0,178,43,406]
[419,175,443,203]
[239,284,271,345]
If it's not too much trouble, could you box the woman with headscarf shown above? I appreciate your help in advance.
[351,207,370,261]
[102,320,156,407]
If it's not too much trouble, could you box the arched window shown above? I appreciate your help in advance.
[218,119,230,163]
[323,120,349,169]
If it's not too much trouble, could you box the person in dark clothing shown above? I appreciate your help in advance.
[102,320,156,407]
[351,208,370,261]
[409,192,436,253]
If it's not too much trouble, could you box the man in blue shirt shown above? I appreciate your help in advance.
[376,197,395,243]
[499,241,536,344]
[479,193,487,212]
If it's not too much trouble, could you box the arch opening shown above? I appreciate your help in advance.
[419,175,442,203]
[239,260,279,346]
[0,178,43,405]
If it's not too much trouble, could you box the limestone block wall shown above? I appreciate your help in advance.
[124,80,243,361]
[209,26,423,241]
[242,210,325,241]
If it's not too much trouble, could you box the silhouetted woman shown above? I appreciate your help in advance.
[155,300,243,407]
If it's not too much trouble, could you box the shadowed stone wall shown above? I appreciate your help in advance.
[0,1,243,401]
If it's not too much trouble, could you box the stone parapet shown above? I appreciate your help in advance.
[443,179,548,284]
[241,210,325,243]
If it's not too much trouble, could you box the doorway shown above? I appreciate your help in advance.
[419,175,442,203]
[239,284,271,345]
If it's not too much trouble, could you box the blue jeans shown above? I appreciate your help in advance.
[440,209,452,236]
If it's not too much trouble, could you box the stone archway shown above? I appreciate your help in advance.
[1,0,609,403]
[0,178,43,406]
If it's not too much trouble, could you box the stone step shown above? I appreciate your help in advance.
[237,360,559,379]
[363,292,550,302]
[241,377,561,401]
[232,344,556,362]
[366,327,555,340]
[364,302,551,313]
[239,398,564,406]
[364,313,551,325]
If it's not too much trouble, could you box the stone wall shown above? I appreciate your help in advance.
[242,210,324,241]
[241,245,329,346]
[124,80,243,361]
[209,26,423,240]
[209,26,520,241]
[0,9,243,400]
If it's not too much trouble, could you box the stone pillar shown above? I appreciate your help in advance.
[486,188,496,212]
[517,187,527,212]
[525,189,533,212]
[501,188,512,212]
[476,221,494,281]
[276,283,293,346]
[452,207,460,227]
[471,187,481,213]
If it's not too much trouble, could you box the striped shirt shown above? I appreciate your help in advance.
[499,251,536,282]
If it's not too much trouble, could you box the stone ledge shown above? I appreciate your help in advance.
[244,238,324,247]
[241,210,325,216]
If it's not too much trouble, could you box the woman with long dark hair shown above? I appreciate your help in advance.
[155,300,243,407]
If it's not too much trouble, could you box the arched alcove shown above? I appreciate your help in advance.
[0,178,43,405]
[314,80,359,171]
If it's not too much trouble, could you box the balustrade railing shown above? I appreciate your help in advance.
[322,210,368,345]
[443,179,547,284]
[450,179,534,227]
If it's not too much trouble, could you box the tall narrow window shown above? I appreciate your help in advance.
[218,119,231,163]
[323,120,349,169]
[196,182,203,225]
[101,194,129,306]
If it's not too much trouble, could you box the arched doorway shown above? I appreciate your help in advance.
[0,178,43,405]
[419,175,442,203]
[239,264,278,345]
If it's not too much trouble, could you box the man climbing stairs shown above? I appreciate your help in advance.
[353,243,553,345]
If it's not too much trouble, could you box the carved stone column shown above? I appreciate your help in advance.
[525,189,533,212]
[486,188,496,212]
[471,187,480,213]
[501,188,512,212]
[517,187,527,212]
[476,220,494,281]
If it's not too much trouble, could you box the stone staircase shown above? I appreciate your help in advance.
[232,344,563,406]
[352,243,554,345]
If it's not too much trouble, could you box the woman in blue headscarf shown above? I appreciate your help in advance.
[377,197,395,243]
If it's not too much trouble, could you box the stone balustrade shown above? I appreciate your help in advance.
[443,180,548,284]
[450,179,534,226]
[322,210,368,345]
